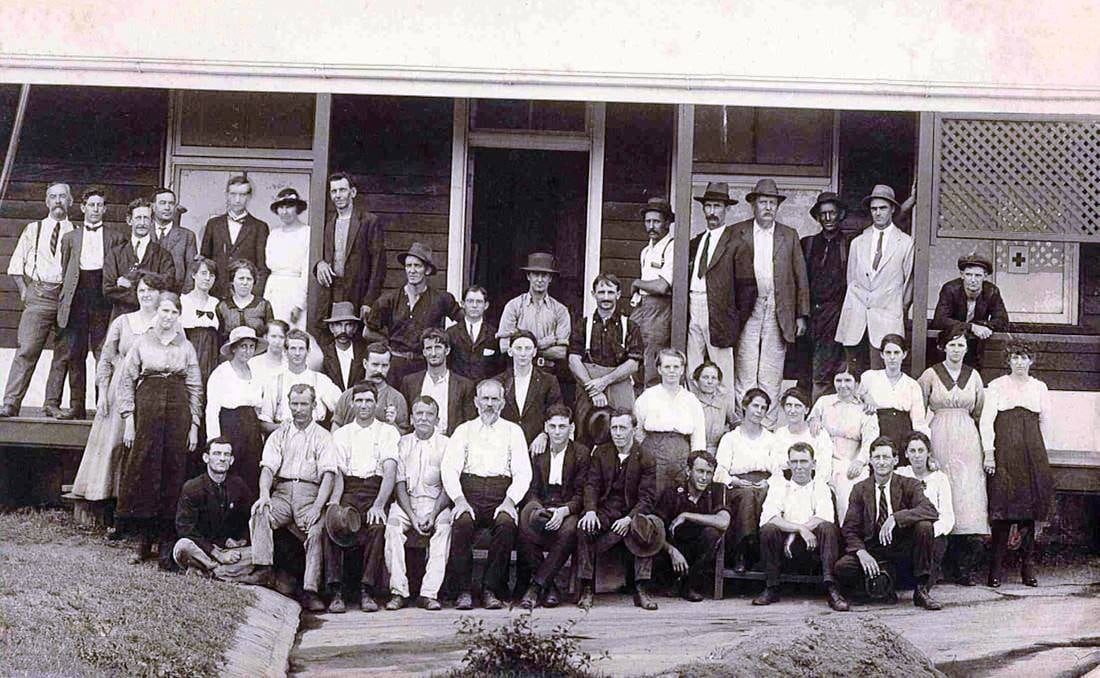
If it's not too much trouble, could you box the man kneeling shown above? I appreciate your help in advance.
[657,450,730,602]
[174,437,252,577]
[753,442,849,611]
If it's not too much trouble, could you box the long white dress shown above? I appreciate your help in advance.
[263,223,311,329]
[810,395,879,525]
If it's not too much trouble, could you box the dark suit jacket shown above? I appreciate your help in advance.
[155,224,199,293]
[689,226,742,348]
[931,279,1010,333]
[102,235,176,319]
[730,219,811,344]
[399,369,478,436]
[175,472,251,556]
[318,337,369,391]
[526,441,591,516]
[318,202,386,312]
[446,319,504,382]
[583,443,657,521]
[499,367,563,445]
[58,225,123,328]
[200,213,270,298]
[841,473,939,554]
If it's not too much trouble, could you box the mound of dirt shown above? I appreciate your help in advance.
[655,616,944,677]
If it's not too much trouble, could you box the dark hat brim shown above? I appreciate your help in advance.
[638,204,676,221]
[520,266,559,274]
[746,192,788,205]
[270,197,308,214]
[809,197,848,218]
[324,506,362,548]
[861,195,900,210]
[398,252,438,275]
[323,314,362,324]
[623,514,666,558]
[692,194,739,206]
[957,255,993,274]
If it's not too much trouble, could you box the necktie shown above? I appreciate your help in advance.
[85,223,101,232]
[696,232,711,279]
[875,484,888,533]
[157,226,167,241]
[872,231,884,271]
[50,222,60,256]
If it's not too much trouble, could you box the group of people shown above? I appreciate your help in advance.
[3,172,1051,615]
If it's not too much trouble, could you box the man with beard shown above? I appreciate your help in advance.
[801,192,851,401]
[314,172,386,326]
[656,451,729,602]
[931,253,1009,368]
[150,187,197,294]
[319,301,368,391]
[201,175,269,299]
[399,328,476,436]
[629,197,675,387]
[259,329,342,432]
[331,341,410,431]
[103,198,176,321]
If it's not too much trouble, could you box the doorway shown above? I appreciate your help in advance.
[468,148,589,326]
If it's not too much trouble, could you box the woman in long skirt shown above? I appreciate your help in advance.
[634,348,708,493]
[181,256,220,387]
[981,341,1053,588]
[896,431,956,584]
[689,361,739,457]
[859,333,927,465]
[809,367,878,525]
[205,326,267,500]
[116,291,203,569]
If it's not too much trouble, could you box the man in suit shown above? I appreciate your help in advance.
[319,301,368,391]
[836,185,915,372]
[55,187,119,419]
[446,285,503,382]
[801,192,851,401]
[732,179,810,427]
[1,182,74,418]
[833,436,942,610]
[200,175,269,299]
[399,328,476,436]
[314,172,386,325]
[102,197,176,322]
[500,330,563,446]
[151,187,197,293]
[931,253,1009,368]
[687,182,741,395]
[516,404,591,609]
[173,437,252,577]
[629,197,675,387]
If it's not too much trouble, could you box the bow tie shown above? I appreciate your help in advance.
[196,310,215,319]
[228,215,246,224]
[84,223,102,232]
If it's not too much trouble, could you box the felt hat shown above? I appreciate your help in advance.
[957,252,993,274]
[520,252,559,274]
[745,178,787,204]
[397,242,438,275]
[809,191,848,219]
[269,188,307,214]
[519,503,556,541]
[324,504,362,548]
[693,182,738,206]
[219,326,268,358]
[861,184,901,210]
[323,301,361,324]
[638,196,675,222]
[623,513,666,559]
[864,570,896,600]
[584,407,613,446]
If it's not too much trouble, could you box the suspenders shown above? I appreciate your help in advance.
[584,314,629,361]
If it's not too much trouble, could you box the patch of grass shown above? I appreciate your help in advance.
[0,508,255,678]
[446,612,608,678]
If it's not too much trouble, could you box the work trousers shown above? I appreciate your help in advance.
[323,476,387,593]
[385,498,453,599]
[447,475,515,598]
[250,480,324,592]
[667,523,723,592]
[4,281,66,409]
[735,294,786,428]
[630,295,671,387]
[759,521,841,587]
[833,521,936,594]
[576,515,656,583]
[686,292,736,395]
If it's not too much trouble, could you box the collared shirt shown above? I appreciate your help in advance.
[441,416,532,505]
[335,343,354,388]
[397,431,449,501]
[332,379,410,431]
[131,235,150,262]
[875,476,895,523]
[7,217,73,283]
[633,385,707,451]
[768,425,835,484]
[227,212,247,244]
[466,318,483,343]
[638,229,674,294]
[759,475,834,526]
[332,418,401,479]
[752,220,776,296]
[420,369,451,434]
[497,292,571,350]
[867,223,897,273]
[656,482,729,525]
[568,311,644,368]
[116,330,204,425]
[80,222,106,271]
[260,420,339,483]
[367,286,462,355]
[259,367,342,424]
[333,214,351,275]
[547,444,568,485]
[155,222,173,241]
[513,367,533,414]
[690,224,727,293]
[714,427,776,483]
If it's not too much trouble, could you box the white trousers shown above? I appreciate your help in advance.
[385,499,453,599]
[735,294,786,428]
[686,292,736,394]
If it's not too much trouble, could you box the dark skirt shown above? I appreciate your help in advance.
[117,375,191,521]
[988,407,1054,522]
[219,405,264,502]
[727,470,771,547]
[641,431,692,495]
[877,408,914,465]
[186,326,220,388]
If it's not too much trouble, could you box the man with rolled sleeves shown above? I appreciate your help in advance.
[497,252,572,396]
[931,253,1010,368]
[441,379,532,610]
[801,192,851,401]
[629,197,675,387]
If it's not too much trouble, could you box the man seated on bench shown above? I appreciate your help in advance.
[442,378,532,610]
[656,450,730,602]
[173,437,252,578]
[753,442,849,611]
[576,409,663,611]
[517,404,591,609]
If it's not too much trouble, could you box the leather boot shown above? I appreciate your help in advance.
[988,522,1009,588]
[633,581,658,611]
[1019,521,1038,586]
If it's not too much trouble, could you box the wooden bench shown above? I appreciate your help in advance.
[712,536,824,599]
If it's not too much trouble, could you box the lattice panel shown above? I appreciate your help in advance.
[938,118,1100,241]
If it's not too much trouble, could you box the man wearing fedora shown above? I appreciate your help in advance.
[323,382,401,613]
[630,197,676,387]
[836,184,915,372]
[200,175,270,299]
[319,301,368,391]
[931,253,1009,368]
[687,182,742,396]
[173,437,252,578]
[315,172,386,328]
[731,179,810,427]
[330,341,410,432]
[399,328,477,436]
[576,409,662,611]
[498,252,572,396]
[801,191,852,401]
[446,285,504,383]
[366,241,462,386]
[516,404,591,609]
[151,187,197,294]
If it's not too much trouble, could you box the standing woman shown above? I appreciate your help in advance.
[714,388,775,572]
[859,333,927,465]
[263,189,311,329]
[116,291,203,568]
[205,326,267,499]
[180,256,220,388]
[634,348,708,492]
[689,361,739,457]
[809,367,879,525]
[216,258,274,345]
[896,431,955,584]
[71,272,168,502]
[981,341,1053,588]
[918,323,988,585]
[769,388,834,483]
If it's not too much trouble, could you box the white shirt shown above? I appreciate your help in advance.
[769,426,835,485]
[547,444,568,485]
[259,367,341,423]
[335,343,354,387]
[333,418,401,479]
[131,235,150,262]
[874,477,895,522]
[513,367,533,413]
[79,223,105,270]
[333,214,351,275]
[155,222,173,241]
[420,369,451,434]
[715,427,775,482]
[896,467,956,536]
[204,361,264,439]
[397,432,449,501]
[752,220,775,296]
[441,416,532,505]
[639,230,674,294]
[860,370,929,435]
[227,213,246,244]
[634,385,707,451]
[689,225,727,293]
[867,224,896,271]
[979,375,1051,454]
[759,475,834,526]
[466,318,483,343]
[7,217,73,282]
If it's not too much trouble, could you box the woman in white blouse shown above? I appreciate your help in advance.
[896,431,955,585]
[264,188,312,329]
[859,333,927,466]
[809,367,878,525]
[205,326,267,499]
[249,319,290,387]
[980,341,1053,588]
[714,388,775,572]
[634,348,708,493]
[180,256,220,388]
[769,388,834,486]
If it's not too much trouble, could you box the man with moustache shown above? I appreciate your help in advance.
[150,187,197,294]
[399,328,477,436]
[102,197,176,321]
[330,341,410,431]
[801,192,851,400]
[629,197,675,386]
[258,329,342,432]
[446,285,503,382]
[931,253,1009,368]
[314,172,386,325]
[201,175,269,298]
[319,301,368,391]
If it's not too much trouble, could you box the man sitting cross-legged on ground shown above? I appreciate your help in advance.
[753,442,849,611]
[323,382,400,613]
[576,409,664,611]
[656,450,730,602]
[441,378,532,610]
[383,395,453,611]
[517,404,591,610]
[250,384,339,612]
[173,437,252,578]
[833,436,942,610]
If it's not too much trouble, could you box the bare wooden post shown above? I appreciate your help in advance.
[671,104,694,351]
[911,111,936,374]
[307,93,333,330]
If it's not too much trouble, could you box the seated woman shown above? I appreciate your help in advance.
[809,367,879,525]
[895,431,955,584]
[689,361,739,457]
[216,258,274,348]
[769,387,834,485]
[714,388,775,572]
[206,326,267,500]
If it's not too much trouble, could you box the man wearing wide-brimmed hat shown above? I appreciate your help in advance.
[836,184,915,371]
[730,179,810,426]
[630,196,676,386]
[498,252,572,381]
[801,191,852,400]
[687,182,742,395]
[366,241,462,385]
[931,252,1009,368]
[319,301,368,391]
